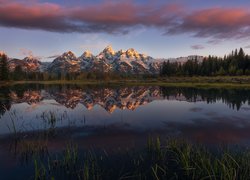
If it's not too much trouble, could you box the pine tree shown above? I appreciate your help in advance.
[0,54,9,81]
[13,65,24,80]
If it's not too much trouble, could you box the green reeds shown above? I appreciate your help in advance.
[30,137,250,180]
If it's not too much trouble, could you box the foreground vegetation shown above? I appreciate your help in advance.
[1,96,250,179]
[26,137,250,180]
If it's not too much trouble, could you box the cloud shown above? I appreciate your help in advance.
[0,1,182,34]
[207,39,222,45]
[245,45,250,49]
[168,7,250,40]
[19,48,43,59]
[79,34,111,51]
[47,55,60,59]
[20,48,33,57]
[191,45,205,50]
[1,1,250,40]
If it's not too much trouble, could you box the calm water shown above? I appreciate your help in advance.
[0,84,250,144]
[0,84,250,179]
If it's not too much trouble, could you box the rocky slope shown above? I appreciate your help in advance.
[8,56,45,72]
[2,47,203,74]
[47,51,81,73]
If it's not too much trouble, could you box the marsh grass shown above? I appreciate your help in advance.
[29,137,250,180]
[5,109,18,138]
[3,109,250,179]
[41,111,57,134]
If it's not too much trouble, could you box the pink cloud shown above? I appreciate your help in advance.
[20,48,33,57]
[0,1,182,34]
[0,1,250,40]
[168,7,250,39]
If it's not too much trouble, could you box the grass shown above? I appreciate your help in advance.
[2,76,250,88]
[1,82,250,179]
[4,114,250,180]
[27,137,250,180]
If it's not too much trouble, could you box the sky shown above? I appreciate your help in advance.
[1,0,250,61]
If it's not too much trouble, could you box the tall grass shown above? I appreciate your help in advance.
[29,137,250,180]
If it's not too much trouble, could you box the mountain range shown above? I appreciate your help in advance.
[1,46,203,74]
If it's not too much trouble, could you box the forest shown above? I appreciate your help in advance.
[160,48,250,76]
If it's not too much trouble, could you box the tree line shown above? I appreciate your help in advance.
[160,48,250,76]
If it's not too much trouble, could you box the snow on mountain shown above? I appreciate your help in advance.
[97,45,116,62]
[47,51,81,73]
[39,62,50,72]
[0,51,6,57]
[8,56,41,72]
[0,51,9,61]
[46,46,161,74]
[110,47,156,74]
[79,50,95,70]
[3,46,205,74]
[23,56,42,71]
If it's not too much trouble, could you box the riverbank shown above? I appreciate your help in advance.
[2,76,250,88]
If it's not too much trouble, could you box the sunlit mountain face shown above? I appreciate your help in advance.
[4,46,163,74]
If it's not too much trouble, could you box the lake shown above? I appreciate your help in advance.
[0,84,250,179]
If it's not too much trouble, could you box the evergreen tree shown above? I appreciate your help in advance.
[0,54,9,81]
[13,65,24,80]
[159,48,250,77]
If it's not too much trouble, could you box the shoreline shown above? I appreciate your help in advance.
[2,76,250,88]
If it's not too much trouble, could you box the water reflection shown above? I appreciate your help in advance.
[1,84,250,179]
[0,84,250,144]
[0,84,250,117]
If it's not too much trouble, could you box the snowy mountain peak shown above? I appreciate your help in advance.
[97,45,116,61]
[59,51,77,61]
[0,51,5,56]
[23,56,39,63]
[81,50,93,58]
[66,51,75,56]
[0,51,7,58]
[116,49,125,54]
[5,47,166,74]
[126,48,140,59]
[102,45,115,55]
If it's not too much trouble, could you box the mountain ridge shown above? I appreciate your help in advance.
[2,46,203,74]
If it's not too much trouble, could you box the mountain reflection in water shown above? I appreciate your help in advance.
[1,84,250,114]
[0,84,250,145]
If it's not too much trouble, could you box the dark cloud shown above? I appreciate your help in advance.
[0,1,250,40]
[207,39,222,45]
[191,45,205,50]
[47,55,60,59]
[244,45,250,49]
